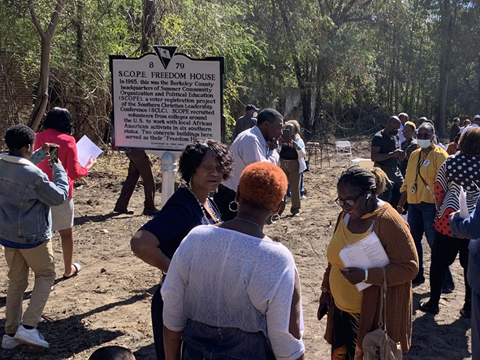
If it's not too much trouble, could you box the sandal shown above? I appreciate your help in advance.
[63,263,82,279]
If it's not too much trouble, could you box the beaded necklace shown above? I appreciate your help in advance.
[186,186,220,224]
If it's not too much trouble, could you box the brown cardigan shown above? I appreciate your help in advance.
[321,204,419,357]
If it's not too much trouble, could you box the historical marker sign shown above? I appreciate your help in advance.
[110,46,224,151]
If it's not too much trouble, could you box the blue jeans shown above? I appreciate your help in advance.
[182,320,275,360]
[408,203,454,288]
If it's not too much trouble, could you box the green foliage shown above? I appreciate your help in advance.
[2,0,480,139]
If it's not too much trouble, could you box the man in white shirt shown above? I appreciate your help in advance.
[214,108,283,220]
[398,112,409,143]
[461,115,480,135]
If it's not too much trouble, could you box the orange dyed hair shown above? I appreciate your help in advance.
[238,162,287,211]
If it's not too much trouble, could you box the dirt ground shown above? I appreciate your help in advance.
[0,139,472,360]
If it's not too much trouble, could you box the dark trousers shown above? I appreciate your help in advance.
[378,166,403,208]
[151,286,165,360]
[115,149,156,211]
[212,184,236,221]
[473,290,480,359]
[429,231,471,309]
[331,304,360,360]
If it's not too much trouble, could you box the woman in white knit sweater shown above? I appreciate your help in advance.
[162,162,305,360]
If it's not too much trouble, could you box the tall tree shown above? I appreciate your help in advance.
[436,0,456,136]
[27,0,67,131]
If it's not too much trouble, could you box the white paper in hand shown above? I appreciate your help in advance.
[76,135,103,167]
[339,231,390,292]
[459,185,469,218]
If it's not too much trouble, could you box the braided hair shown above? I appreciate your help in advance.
[337,166,391,196]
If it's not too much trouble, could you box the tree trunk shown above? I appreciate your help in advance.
[141,0,156,53]
[437,0,455,136]
[29,37,51,131]
[476,55,480,114]
[27,0,67,132]
[301,88,312,131]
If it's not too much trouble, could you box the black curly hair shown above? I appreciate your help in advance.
[5,125,36,150]
[88,346,134,360]
[43,107,73,135]
[179,139,233,183]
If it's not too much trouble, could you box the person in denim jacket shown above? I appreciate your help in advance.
[0,125,69,350]
[451,194,480,360]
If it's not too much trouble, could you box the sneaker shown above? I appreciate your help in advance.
[285,196,291,203]
[301,195,307,200]
[2,334,20,350]
[13,325,49,349]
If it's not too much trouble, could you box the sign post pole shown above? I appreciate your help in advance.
[161,152,176,206]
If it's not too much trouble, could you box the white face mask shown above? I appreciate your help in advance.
[417,139,432,148]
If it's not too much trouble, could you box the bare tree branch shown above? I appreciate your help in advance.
[28,0,47,40]
[339,0,360,23]
[46,0,67,40]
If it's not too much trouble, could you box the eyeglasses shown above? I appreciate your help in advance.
[416,133,432,140]
[335,192,365,207]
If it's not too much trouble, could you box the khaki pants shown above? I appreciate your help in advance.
[4,240,55,334]
[280,159,301,215]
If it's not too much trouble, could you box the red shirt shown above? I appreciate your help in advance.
[34,129,89,198]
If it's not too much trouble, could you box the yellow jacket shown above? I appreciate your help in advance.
[400,145,448,204]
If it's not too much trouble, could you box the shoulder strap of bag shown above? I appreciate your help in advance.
[378,267,388,334]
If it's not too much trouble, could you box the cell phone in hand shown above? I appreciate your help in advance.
[317,302,328,320]
[49,147,58,165]
[282,129,291,142]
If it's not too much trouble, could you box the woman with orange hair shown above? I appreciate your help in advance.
[162,162,305,360]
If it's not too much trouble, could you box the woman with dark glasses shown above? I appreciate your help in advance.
[319,166,418,359]
[396,122,451,290]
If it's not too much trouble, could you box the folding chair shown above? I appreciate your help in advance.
[351,158,374,168]
[335,141,352,166]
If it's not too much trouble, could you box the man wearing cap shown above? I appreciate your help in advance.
[232,104,259,140]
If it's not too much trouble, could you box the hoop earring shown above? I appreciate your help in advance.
[270,213,280,223]
[228,201,239,212]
